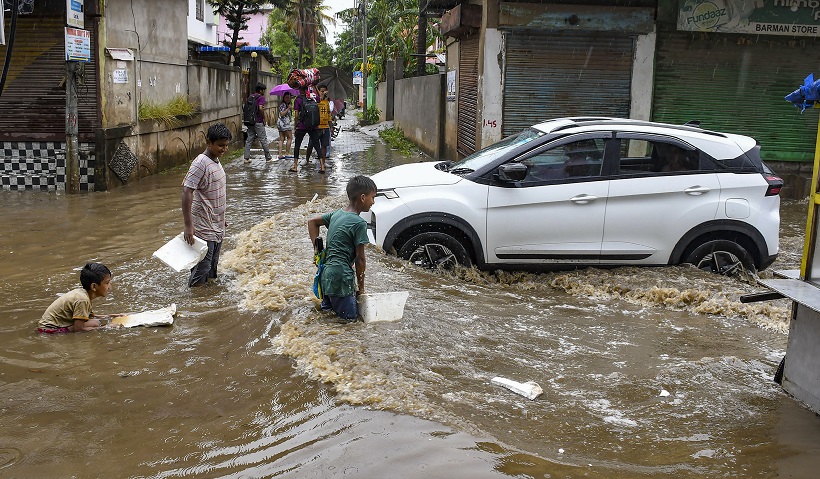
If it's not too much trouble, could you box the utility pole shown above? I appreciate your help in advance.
[65,61,80,193]
[361,0,367,114]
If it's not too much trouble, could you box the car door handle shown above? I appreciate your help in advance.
[569,194,598,204]
[684,186,711,195]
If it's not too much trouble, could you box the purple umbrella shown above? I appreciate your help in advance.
[269,83,299,97]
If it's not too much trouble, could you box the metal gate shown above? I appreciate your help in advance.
[503,32,634,138]
[457,34,479,157]
[0,15,99,142]
[653,31,819,162]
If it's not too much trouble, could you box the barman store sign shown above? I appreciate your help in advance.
[678,0,820,36]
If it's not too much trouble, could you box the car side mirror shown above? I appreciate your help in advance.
[498,163,528,182]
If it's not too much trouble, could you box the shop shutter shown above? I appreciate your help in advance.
[457,34,479,157]
[503,32,634,138]
[0,15,99,142]
[653,31,818,162]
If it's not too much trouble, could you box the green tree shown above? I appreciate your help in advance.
[285,0,336,68]
[334,8,360,74]
[208,0,287,67]
[335,0,442,82]
[261,5,335,77]
[261,8,299,78]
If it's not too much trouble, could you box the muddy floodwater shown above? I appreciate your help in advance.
[2,122,820,478]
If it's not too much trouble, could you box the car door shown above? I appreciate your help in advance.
[485,135,611,265]
[601,134,721,265]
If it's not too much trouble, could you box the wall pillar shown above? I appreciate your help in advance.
[631,29,657,121]
[479,0,502,149]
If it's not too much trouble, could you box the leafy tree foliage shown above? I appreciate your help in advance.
[207,0,287,66]
[334,0,442,82]
[261,0,336,76]
[261,8,299,78]
[283,0,335,68]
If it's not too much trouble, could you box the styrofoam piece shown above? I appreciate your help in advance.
[358,291,409,323]
[111,304,176,328]
[491,376,543,400]
[152,233,208,272]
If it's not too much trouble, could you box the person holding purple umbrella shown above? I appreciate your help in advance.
[277,92,293,160]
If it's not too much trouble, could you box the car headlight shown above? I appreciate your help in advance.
[377,188,399,199]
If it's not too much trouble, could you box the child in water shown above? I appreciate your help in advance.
[307,176,377,322]
[37,262,118,333]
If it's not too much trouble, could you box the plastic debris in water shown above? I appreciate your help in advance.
[659,389,671,397]
[491,376,543,400]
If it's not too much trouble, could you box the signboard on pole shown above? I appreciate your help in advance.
[352,71,363,85]
[66,0,84,29]
[65,27,91,62]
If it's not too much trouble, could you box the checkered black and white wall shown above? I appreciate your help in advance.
[0,142,95,191]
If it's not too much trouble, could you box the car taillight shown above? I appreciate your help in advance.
[764,174,783,196]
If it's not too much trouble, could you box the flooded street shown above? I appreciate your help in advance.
[2,120,820,478]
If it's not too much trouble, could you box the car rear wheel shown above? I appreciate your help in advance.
[685,239,756,276]
[398,232,472,269]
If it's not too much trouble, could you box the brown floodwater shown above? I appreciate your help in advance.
[2,122,819,478]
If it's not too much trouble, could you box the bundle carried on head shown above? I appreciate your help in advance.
[287,68,321,88]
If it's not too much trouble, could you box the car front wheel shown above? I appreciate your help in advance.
[398,232,472,269]
[684,239,756,276]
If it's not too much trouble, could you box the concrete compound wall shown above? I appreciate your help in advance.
[95,61,248,190]
[375,82,388,122]
[393,74,446,159]
[92,0,276,191]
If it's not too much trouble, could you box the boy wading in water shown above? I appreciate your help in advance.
[37,263,119,333]
[182,123,231,287]
[307,176,377,323]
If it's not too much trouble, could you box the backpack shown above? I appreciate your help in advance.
[242,94,258,126]
[299,96,320,129]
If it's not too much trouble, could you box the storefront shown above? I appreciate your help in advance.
[652,0,820,163]
[502,31,635,138]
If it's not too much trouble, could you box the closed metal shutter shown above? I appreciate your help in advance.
[653,31,818,162]
[0,15,99,142]
[503,32,634,138]
[457,34,479,157]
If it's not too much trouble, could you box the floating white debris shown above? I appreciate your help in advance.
[111,304,176,328]
[659,389,671,397]
[558,448,565,454]
[311,193,319,202]
[491,377,543,400]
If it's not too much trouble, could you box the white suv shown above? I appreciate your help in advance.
[364,117,782,274]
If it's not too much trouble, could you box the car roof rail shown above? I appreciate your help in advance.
[547,117,728,138]
[684,120,702,127]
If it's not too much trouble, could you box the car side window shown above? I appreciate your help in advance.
[519,139,605,185]
[618,139,700,175]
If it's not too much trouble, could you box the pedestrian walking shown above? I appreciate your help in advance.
[291,85,320,173]
[277,92,294,160]
[243,83,273,163]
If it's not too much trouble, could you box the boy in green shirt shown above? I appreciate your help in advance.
[308,176,377,322]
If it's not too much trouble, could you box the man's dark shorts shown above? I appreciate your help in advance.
[318,128,331,149]
[320,294,358,321]
[189,240,222,287]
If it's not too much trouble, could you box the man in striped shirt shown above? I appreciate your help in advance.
[182,123,231,287]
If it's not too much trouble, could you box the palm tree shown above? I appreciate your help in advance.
[285,0,336,67]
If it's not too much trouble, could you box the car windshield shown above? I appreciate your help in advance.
[448,128,545,173]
